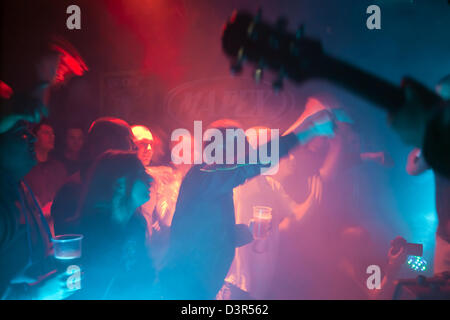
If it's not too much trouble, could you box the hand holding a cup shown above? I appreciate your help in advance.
[248,206,273,240]
[51,234,84,294]
[30,269,77,300]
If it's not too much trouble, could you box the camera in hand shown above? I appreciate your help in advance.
[391,236,423,256]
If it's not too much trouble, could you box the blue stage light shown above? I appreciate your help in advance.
[407,256,427,272]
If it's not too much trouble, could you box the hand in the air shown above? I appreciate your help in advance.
[36,52,62,86]
[294,109,337,144]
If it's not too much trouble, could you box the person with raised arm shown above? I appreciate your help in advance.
[159,109,337,300]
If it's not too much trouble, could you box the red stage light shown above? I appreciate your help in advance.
[0,81,13,99]
[50,38,89,85]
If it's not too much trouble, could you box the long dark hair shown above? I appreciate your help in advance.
[76,150,152,229]
[79,117,136,178]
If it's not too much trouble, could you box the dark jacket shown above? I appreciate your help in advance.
[160,133,299,299]
[72,210,157,299]
[0,175,52,299]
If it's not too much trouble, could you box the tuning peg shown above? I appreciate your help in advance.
[290,42,299,56]
[248,9,262,41]
[255,8,262,23]
[269,17,287,50]
[272,67,285,92]
[247,23,258,40]
[269,34,280,50]
[272,78,283,92]
[237,47,245,60]
[230,47,245,75]
[296,24,305,39]
[253,58,265,84]
[254,68,263,84]
[230,61,243,75]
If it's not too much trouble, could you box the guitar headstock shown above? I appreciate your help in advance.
[222,10,324,91]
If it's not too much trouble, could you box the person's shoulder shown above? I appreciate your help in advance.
[48,157,64,165]
[146,165,176,181]
[175,166,203,195]
[146,165,173,174]
[25,161,43,176]
[184,164,201,176]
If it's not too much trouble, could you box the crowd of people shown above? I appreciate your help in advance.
[0,46,449,300]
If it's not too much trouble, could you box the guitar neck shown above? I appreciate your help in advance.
[316,55,405,113]
[221,10,443,113]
